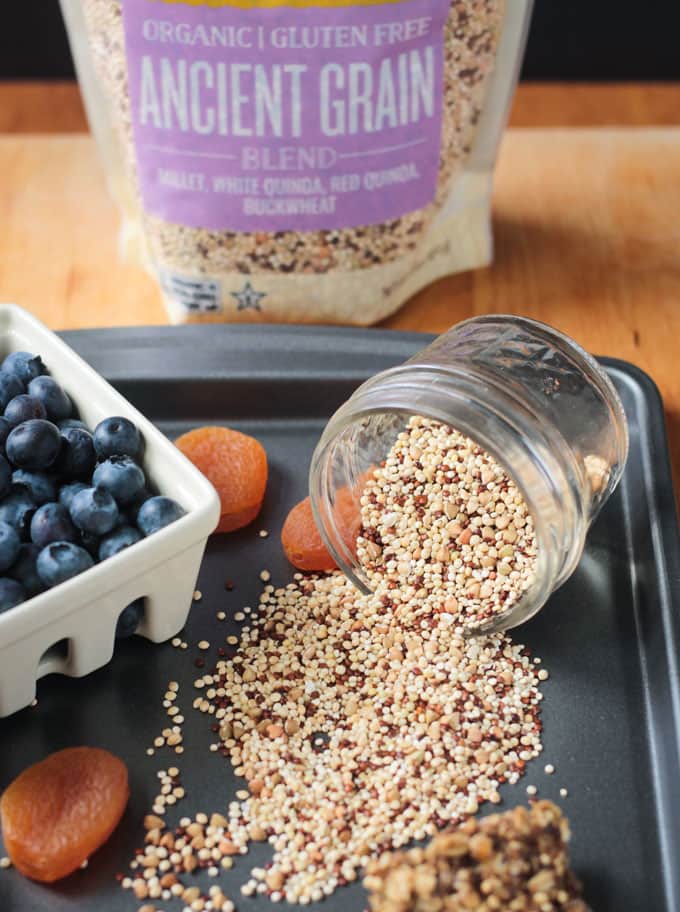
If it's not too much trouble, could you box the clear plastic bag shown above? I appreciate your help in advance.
[61,0,532,324]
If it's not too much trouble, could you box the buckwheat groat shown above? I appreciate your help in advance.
[364,801,589,912]
[357,417,538,628]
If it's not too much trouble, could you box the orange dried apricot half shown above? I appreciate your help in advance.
[282,496,336,571]
[0,746,129,883]
[281,489,360,572]
[176,426,268,533]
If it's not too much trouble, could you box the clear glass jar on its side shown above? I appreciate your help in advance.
[309,316,629,635]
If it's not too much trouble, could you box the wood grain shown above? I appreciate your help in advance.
[509,82,680,127]
[0,135,167,328]
[1,81,679,133]
[0,83,87,133]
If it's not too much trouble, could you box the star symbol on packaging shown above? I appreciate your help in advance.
[231,281,267,312]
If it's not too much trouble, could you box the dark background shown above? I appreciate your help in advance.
[1,0,680,81]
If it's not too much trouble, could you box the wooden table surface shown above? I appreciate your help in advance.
[1,82,679,493]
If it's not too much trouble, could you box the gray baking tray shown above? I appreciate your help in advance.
[0,326,678,912]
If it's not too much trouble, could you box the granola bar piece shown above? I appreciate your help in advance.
[364,801,588,912]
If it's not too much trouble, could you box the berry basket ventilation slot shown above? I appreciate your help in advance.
[61,0,533,325]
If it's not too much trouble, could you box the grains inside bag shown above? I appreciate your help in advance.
[357,416,538,629]
[62,0,532,323]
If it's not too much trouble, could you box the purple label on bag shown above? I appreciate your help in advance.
[122,0,449,233]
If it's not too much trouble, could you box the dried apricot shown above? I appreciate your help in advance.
[0,746,129,882]
[281,489,360,572]
[282,497,335,571]
[176,426,267,533]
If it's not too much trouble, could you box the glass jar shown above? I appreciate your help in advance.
[309,315,629,634]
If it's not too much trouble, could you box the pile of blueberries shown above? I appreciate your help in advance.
[0,351,185,636]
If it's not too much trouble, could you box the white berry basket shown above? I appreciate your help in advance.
[0,304,221,717]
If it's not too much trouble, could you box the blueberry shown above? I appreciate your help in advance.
[9,543,44,597]
[12,469,56,505]
[31,503,78,549]
[58,481,88,511]
[69,486,119,535]
[0,417,12,453]
[124,486,153,523]
[0,455,12,498]
[4,394,47,426]
[98,524,142,561]
[1,352,45,386]
[137,496,186,536]
[79,531,101,557]
[0,491,37,539]
[0,578,26,612]
[36,542,94,587]
[0,521,21,573]
[58,418,89,432]
[27,376,73,422]
[93,456,146,505]
[6,419,61,470]
[115,598,144,638]
[55,426,96,479]
[93,416,142,460]
[0,372,25,410]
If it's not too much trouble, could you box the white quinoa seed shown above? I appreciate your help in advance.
[544,763,555,775]
[0,857,11,869]
[560,788,569,798]
[526,785,538,796]
[193,591,202,602]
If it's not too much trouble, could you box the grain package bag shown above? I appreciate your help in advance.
[61,0,532,324]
